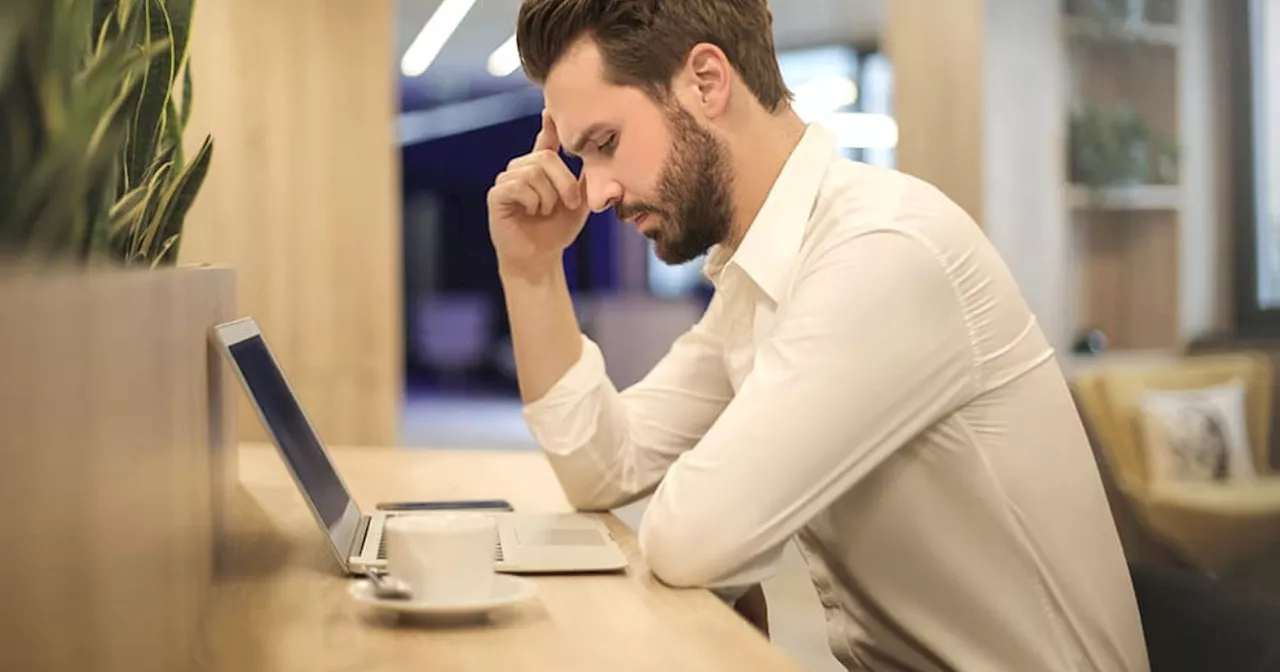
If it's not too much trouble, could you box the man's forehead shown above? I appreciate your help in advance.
[545,37,636,127]
[541,38,666,145]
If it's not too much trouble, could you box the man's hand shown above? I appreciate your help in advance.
[734,584,770,638]
[487,110,591,280]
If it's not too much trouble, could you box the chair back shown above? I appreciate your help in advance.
[1130,563,1280,672]
[1074,353,1274,497]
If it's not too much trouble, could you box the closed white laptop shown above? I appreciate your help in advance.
[212,317,629,575]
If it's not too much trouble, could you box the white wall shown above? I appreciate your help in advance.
[983,0,1071,354]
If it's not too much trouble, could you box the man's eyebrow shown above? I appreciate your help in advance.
[565,123,609,157]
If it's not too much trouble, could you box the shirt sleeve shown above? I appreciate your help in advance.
[522,295,736,512]
[638,230,980,589]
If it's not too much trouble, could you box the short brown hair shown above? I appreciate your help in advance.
[516,0,793,113]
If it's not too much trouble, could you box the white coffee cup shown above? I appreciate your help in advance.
[384,512,496,603]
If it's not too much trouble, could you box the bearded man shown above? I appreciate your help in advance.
[484,2,1150,670]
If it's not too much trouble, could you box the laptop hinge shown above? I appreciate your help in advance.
[350,515,371,559]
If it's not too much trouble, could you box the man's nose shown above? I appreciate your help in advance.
[582,169,622,214]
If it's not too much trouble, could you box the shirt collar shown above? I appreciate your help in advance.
[703,124,837,301]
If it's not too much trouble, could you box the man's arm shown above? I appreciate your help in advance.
[500,262,584,405]
[522,293,737,511]
[638,230,979,589]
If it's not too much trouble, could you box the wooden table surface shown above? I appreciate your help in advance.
[199,443,802,672]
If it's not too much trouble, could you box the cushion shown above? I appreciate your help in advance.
[1138,379,1258,486]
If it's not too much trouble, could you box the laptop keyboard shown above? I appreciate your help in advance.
[376,524,504,562]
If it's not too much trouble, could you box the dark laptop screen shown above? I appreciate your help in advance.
[227,335,353,532]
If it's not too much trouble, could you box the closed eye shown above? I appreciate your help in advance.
[598,134,618,157]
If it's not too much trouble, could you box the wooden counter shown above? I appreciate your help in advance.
[200,443,802,671]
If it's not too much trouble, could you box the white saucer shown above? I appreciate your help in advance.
[349,574,538,617]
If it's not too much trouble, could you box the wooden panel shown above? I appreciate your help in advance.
[180,0,402,446]
[885,0,986,224]
[201,444,803,672]
[1076,213,1180,349]
[0,267,237,672]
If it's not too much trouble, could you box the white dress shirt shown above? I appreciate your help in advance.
[523,125,1150,672]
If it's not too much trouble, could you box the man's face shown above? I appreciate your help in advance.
[544,39,734,265]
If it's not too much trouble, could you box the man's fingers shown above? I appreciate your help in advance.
[496,166,559,215]
[520,167,559,216]
[537,154,582,210]
[489,181,542,216]
[533,109,561,153]
[500,154,582,211]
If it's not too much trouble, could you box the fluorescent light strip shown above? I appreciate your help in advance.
[401,0,477,78]
[487,33,521,77]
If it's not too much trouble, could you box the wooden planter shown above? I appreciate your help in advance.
[0,265,237,672]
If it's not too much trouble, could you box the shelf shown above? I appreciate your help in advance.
[1068,184,1181,211]
[1062,17,1182,47]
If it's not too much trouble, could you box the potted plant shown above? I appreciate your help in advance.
[1,0,214,265]
[0,3,236,671]
[1069,102,1179,199]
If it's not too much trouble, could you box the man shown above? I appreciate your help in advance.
[486,1,1150,670]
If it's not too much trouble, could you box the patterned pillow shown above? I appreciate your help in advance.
[1138,379,1258,485]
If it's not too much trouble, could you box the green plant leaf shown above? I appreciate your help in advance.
[150,233,179,268]
[180,57,193,127]
[149,133,212,264]
[125,0,175,189]
[0,1,31,96]
[131,158,172,259]
[166,0,194,78]
[149,142,177,181]
[92,0,117,50]
[108,183,148,237]
[83,146,122,261]
[0,36,46,243]
[164,97,184,170]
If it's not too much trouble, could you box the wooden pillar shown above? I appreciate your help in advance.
[885,0,988,226]
[181,0,402,446]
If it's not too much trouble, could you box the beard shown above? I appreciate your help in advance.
[615,104,735,265]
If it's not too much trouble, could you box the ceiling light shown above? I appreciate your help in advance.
[487,33,521,77]
[401,0,477,78]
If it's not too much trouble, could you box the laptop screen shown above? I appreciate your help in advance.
[227,335,356,544]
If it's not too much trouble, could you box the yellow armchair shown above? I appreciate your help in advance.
[1074,353,1280,573]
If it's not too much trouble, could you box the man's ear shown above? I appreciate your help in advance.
[685,43,732,119]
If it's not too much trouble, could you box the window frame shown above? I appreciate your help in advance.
[1230,0,1280,334]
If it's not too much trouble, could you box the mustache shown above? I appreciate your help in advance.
[615,202,664,222]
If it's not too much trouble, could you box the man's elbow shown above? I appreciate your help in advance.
[562,488,625,514]
[556,477,650,513]
[638,518,729,588]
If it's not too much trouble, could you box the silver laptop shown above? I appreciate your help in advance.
[212,317,629,575]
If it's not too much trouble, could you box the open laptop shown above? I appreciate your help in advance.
[212,317,629,575]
